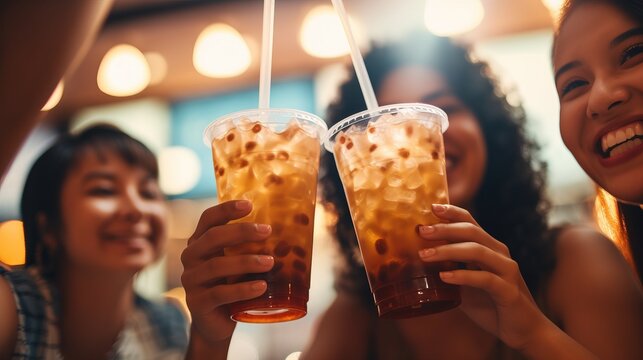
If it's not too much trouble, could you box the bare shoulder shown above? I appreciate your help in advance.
[0,275,18,358]
[301,292,373,360]
[546,225,643,359]
[550,225,640,291]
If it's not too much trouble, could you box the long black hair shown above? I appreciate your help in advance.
[21,124,158,276]
[320,33,553,300]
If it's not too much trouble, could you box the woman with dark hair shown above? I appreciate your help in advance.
[0,125,189,358]
[553,0,643,282]
[301,33,642,359]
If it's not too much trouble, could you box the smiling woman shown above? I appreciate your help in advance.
[553,0,643,281]
[0,125,188,359]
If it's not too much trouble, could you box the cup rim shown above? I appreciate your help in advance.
[323,103,449,153]
[203,108,328,146]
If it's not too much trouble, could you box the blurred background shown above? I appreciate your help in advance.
[0,0,596,359]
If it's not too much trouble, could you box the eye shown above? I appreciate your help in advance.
[561,79,588,96]
[620,43,643,65]
[140,181,163,200]
[87,186,115,196]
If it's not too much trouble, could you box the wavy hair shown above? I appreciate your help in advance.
[320,33,553,300]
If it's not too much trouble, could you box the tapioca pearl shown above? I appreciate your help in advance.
[292,246,307,258]
[339,135,347,144]
[252,124,262,133]
[226,133,235,142]
[266,153,276,161]
[346,141,354,150]
[375,239,388,255]
[431,151,439,160]
[293,213,310,225]
[398,148,410,159]
[368,126,376,134]
[271,261,284,273]
[369,144,378,152]
[277,150,289,160]
[272,223,284,235]
[217,167,226,176]
[293,259,307,273]
[273,241,292,257]
[405,125,414,137]
[245,141,257,151]
[265,173,284,186]
[239,159,249,168]
[292,273,307,288]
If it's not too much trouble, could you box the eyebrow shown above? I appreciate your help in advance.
[420,90,452,104]
[82,171,116,183]
[554,61,581,83]
[610,27,643,47]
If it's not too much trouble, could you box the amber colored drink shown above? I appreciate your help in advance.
[204,109,327,323]
[325,104,460,318]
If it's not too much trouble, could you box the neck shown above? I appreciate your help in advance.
[57,264,136,359]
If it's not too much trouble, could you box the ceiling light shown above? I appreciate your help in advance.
[424,0,485,36]
[41,80,64,111]
[0,220,25,266]
[541,0,565,20]
[193,23,251,78]
[97,44,151,97]
[159,146,201,195]
[144,52,168,85]
[300,5,364,59]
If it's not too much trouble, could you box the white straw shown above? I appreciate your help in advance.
[331,0,378,111]
[258,0,275,109]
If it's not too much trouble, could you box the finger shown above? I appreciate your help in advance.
[187,281,268,312]
[189,200,253,242]
[431,204,479,226]
[182,222,272,266]
[419,242,517,278]
[182,255,274,288]
[418,222,509,255]
[439,270,521,306]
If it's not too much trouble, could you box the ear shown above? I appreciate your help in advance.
[36,213,58,251]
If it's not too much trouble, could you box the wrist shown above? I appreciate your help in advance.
[186,325,232,360]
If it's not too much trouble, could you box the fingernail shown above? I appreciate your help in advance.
[419,225,435,235]
[250,281,267,291]
[255,224,271,234]
[419,248,436,258]
[256,255,274,266]
[440,271,454,279]
[235,200,252,211]
[432,204,447,214]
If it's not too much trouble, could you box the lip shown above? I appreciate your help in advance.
[592,115,643,155]
[597,139,643,167]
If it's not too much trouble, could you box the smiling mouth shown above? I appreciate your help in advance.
[597,121,643,158]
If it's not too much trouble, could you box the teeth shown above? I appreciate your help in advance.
[600,121,643,152]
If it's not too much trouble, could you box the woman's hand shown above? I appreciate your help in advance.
[181,200,274,345]
[417,203,548,350]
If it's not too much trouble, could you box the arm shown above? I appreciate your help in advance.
[0,1,112,180]
[542,226,643,360]
[0,276,18,359]
[301,292,372,360]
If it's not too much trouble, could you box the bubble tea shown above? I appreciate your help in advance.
[325,103,460,318]
[204,109,327,323]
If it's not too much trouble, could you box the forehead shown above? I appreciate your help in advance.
[554,2,638,65]
[378,65,450,104]
[67,151,147,180]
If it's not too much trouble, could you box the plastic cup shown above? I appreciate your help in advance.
[324,103,460,318]
[204,108,327,323]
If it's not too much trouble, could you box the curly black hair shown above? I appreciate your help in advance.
[320,32,555,301]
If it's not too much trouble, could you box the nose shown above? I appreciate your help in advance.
[586,75,631,119]
[119,189,145,222]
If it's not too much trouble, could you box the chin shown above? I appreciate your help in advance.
[603,184,643,205]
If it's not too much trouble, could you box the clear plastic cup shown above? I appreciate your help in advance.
[324,103,460,318]
[204,108,327,323]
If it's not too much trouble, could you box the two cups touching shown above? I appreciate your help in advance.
[203,103,458,323]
